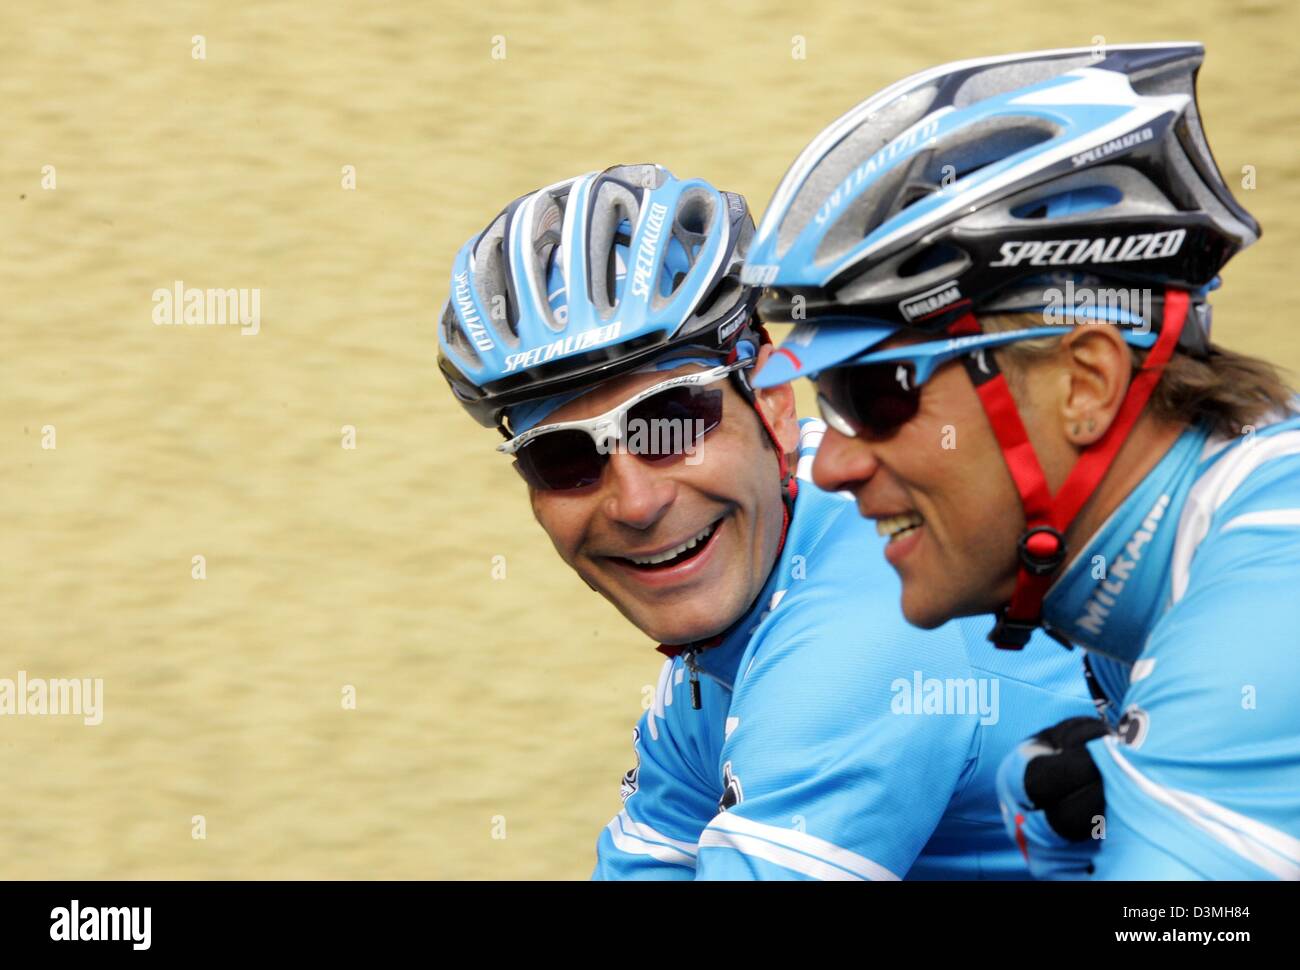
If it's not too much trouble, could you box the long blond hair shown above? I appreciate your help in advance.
[980,313,1296,437]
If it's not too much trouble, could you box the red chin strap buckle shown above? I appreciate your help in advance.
[989,526,1070,648]
[965,288,1190,649]
[1019,525,1068,576]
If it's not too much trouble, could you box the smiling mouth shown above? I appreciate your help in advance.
[616,519,722,570]
[876,511,924,543]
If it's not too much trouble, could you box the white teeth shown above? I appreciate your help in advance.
[627,523,717,566]
[875,512,924,540]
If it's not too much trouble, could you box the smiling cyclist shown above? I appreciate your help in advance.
[746,43,1300,878]
[436,162,1096,880]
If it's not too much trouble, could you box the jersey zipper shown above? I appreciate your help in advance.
[682,650,735,711]
[684,651,702,710]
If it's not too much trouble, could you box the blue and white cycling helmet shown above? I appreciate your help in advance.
[438,163,758,431]
[743,43,1261,650]
[746,41,1259,381]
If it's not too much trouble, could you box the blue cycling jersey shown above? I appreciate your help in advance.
[1041,405,1300,879]
[593,420,1095,880]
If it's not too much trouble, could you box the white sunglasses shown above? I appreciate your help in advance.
[498,358,751,490]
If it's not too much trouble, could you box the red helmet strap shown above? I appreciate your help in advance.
[960,288,1190,648]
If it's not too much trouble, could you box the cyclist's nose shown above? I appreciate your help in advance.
[813,426,880,495]
[602,452,676,530]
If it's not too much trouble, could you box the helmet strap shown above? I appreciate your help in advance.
[957,288,1189,649]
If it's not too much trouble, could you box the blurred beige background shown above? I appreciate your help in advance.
[2,0,1296,879]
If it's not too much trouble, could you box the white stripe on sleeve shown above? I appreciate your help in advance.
[1171,431,1300,603]
[1222,508,1300,533]
[698,828,863,880]
[1102,737,1300,880]
[605,815,696,869]
[701,812,900,881]
[614,810,698,857]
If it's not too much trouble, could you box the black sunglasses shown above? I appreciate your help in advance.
[816,361,922,439]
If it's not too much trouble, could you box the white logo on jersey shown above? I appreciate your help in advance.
[1076,493,1171,637]
[619,727,641,803]
[718,761,744,812]
[1117,705,1150,749]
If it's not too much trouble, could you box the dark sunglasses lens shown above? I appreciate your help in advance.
[514,429,605,490]
[826,362,920,437]
[624,387,723,460]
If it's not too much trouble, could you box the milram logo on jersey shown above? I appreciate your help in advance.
[1071,126,1155,168]
[900,281,962,322]
[813,117,941,226]
[452,271,495,352]
[989,229,1185,269]
[630,202,670,300]
[502,320,624,373]
[1075,493,1171,637]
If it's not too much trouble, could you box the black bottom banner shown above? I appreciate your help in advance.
[0,879,1284,955]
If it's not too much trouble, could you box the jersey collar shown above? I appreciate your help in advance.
[1042,422,1210,662]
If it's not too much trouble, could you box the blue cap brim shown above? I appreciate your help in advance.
[753,321,899,387]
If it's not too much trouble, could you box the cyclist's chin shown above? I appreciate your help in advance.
[894,547,963,630]
[636,604,737,647]
[898,584,953,631]
[603,574,753,646]
[608,571,753,645]
[898,566,1012,631]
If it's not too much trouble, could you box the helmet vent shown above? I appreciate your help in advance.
[440,301,481,367]
[588,178,640,319]
[675,194,714,239]
[1010,185,1123,220]
[689,274,739,324]
[898,242,966,279]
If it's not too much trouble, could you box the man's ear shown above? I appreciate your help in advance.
[750,343,801,454]
[1058,325,1133,447]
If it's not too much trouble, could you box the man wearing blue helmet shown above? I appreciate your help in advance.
[748,44,1300,879]
[438,163,1095,879]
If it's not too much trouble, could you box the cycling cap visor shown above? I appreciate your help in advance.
[753,321,899,388]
